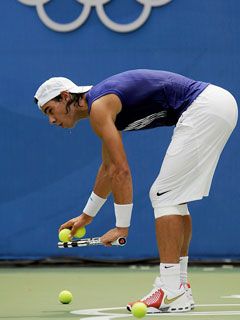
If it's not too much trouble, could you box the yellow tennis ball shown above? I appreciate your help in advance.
[74,227,86,238]
[131,302,147,318]
[58,229,71,242]
[58,290,72,304]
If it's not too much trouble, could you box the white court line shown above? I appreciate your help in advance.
[202,267,215,271]
[197,303,240,306]
[71,304,240,319]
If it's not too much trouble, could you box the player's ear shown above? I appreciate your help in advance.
[78,94,85,108]
[60,91,71,101]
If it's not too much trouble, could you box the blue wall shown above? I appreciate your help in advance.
[0,0,239,261]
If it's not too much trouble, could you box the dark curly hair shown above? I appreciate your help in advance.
[35,93,83,114]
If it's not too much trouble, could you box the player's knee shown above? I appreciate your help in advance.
[149,184,190,218]
[153,203,190,219]
[149,183,170,207]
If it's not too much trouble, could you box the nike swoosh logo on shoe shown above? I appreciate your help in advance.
[164,292,185,305]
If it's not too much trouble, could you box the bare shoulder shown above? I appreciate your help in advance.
[90,94,122,121]
[89,94,122,138]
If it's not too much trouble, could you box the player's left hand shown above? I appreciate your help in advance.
[59,213,93,239]
[100,227,128,246]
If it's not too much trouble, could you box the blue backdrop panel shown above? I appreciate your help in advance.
[0,0,239,261]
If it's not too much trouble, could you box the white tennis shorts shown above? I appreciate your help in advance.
[149,84,238,209]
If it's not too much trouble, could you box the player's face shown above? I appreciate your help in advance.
[41,94,80,128]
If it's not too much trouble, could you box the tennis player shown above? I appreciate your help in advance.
[34,70,238,313]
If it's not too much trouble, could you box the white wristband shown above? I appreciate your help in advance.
[83,192,107,217]
[114,203,133,228]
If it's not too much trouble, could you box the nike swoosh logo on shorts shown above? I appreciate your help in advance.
[164,292,185,305]
[157,190,171,196]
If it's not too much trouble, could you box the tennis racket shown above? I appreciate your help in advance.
[58,237,127,248]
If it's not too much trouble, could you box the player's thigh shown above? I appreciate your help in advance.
[156,123,198,186]
[150,111,235,206]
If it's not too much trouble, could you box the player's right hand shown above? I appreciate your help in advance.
[100,227,129,246]
[58,213,93,239]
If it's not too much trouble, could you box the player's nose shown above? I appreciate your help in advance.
[49,115,57,124]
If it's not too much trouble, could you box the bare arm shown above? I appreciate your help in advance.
[59,94,132,243]
[90,95,133,245]
[90,96,133,204]
[92,144,112,198]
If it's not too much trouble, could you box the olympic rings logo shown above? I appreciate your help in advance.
[17,0,172,33]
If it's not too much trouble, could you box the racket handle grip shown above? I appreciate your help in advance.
[111,237,127,246]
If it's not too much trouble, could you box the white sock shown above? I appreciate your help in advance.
[179,256,188,284]
[160,263,180,292]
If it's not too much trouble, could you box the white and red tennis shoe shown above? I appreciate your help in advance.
[127,277,191,313]
[181,282,195,309]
